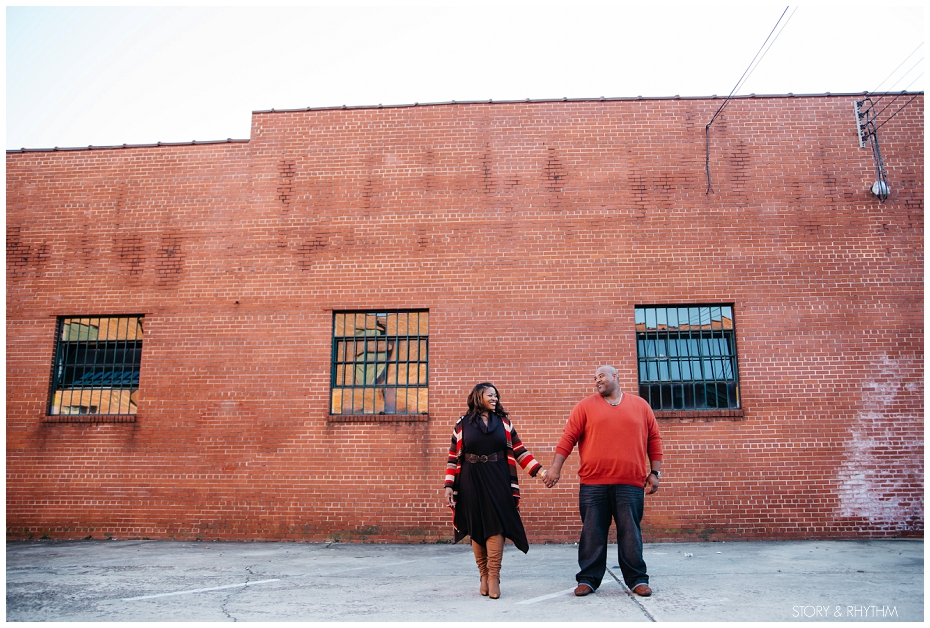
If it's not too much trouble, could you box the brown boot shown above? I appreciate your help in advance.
[471,540,489,596]
[485,534,505,599]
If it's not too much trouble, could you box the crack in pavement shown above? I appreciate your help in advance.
[606,567,656,622]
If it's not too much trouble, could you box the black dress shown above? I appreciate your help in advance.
[453,413,531,553]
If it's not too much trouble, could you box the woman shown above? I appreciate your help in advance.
[444,383,544,599]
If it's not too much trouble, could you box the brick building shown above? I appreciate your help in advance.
[6,93,923,542]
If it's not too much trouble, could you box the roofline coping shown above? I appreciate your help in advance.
[8,91,922,154]
[252,90,923,114]
[7,138,249,154]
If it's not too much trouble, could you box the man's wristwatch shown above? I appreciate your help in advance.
[649,470,661,479]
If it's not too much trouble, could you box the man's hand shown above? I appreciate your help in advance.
[543,467,560,488]
[645,474,659,495]
[543,454,567,488]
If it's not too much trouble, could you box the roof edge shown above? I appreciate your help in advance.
[8,90,923,154]
[252,90,923,115]
[7,138,249,155]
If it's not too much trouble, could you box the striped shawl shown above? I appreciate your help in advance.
[444,414,542,508]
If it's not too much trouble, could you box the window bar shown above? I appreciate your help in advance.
[117,317,126,395]
[118,318,128,413]
[92,317,101,411]
[409,312,416,394]
[73,318,84,412]
[67,319,77,414]
[354,314,362,413]
[50,318,62,414]
[103,317,113,412]
[391,312,399,394]
[90,318,99,413]
[77,319,88,414]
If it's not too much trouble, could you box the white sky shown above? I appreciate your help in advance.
[5,4,926,150]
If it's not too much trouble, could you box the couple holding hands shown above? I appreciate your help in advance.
[443,366,663,600]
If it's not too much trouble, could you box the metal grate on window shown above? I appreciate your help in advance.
[48,315,144,416]
[331,310,429,415]
[635,305,740,411]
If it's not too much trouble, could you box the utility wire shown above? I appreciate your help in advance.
[872,68,923,120]
[869,56,923,110]
[883,57,923,94]
[875,91,923,131]
[706,6,790,194]
[729,7,797,100]
[869,42,923,96]
[707,6,790,129]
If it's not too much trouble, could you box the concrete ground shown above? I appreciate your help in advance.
[5,539,922,622]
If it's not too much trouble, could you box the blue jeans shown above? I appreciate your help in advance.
[576,483,648,591]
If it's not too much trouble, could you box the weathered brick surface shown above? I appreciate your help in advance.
[6,95,923,542]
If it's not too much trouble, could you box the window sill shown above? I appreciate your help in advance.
[654,409,744,422]
[329,413,430,423]
[43,415,137,424]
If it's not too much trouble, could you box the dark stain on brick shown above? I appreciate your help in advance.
[422,149,435,192]
[296,236,327,271]
[7,226,49,278]
[362,153,380,211]
[415,226,430,249]
[7,226,30,278]
[156,233,185,286]
[545,147,566,208]
[481,150,494,195]
[116,234,145,277]
[628,172,650,218]
[729,140,751,199]
[277,159,296,208]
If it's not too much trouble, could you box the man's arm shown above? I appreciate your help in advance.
[644,405,663,495]
[645,460,662,494]
[543,401,585,488]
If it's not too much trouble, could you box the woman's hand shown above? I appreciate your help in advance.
[543,467,560,488]
[444,487,455,507]
[543,454,567,488]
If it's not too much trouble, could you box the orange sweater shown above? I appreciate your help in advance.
[555,393,663,487]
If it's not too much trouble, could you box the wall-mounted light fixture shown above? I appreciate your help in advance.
[870,180,890,198]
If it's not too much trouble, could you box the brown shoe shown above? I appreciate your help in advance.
[574,583,594,596]
[632,584,652,597]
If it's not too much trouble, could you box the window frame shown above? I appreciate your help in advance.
[46,314,144,423]
[329,310,430,422]
[635,304,744,420]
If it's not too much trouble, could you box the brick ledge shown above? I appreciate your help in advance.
[43,415,137,424]
[654,409,744,422]
[329,414,430,423]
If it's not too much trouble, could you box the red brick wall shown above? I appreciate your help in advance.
[6,95,923,542]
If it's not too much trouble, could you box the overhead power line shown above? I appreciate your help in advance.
[869,42,923,96]
[705,6,792,194]
[706,7,791,130]
[875,91,923,132]
[870,54,923,111]
[873,71,924,121]
[720,6,797,115]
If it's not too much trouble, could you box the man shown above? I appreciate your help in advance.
[543,365,663,597]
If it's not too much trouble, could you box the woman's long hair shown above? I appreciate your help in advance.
[464,382,509,424]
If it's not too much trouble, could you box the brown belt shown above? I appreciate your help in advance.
[464,451,507,464]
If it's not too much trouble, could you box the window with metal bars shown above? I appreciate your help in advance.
[635,305,740,411]
[48,315,144,417]
[331,310,429,415]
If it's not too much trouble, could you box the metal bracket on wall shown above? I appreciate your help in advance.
[855,98,890,202]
